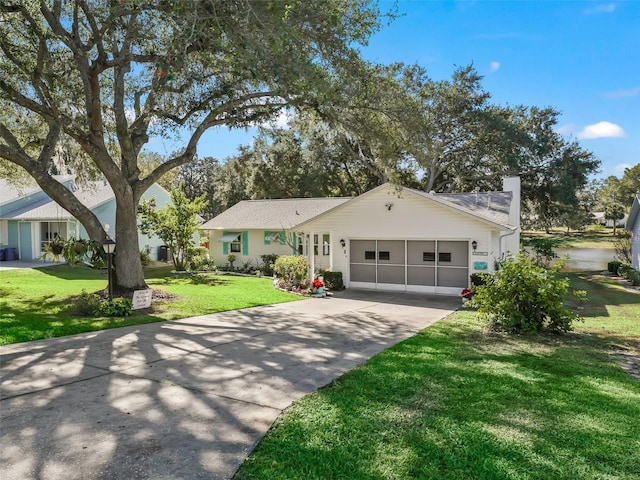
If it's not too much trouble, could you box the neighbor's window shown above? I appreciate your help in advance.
[438,252,452,262]
[322,234,330,255]
[230,234,241,253]
[423,252,436,262]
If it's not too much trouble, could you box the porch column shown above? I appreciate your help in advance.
[308,230,315,282]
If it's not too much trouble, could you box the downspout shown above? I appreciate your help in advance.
[498,228,518,261]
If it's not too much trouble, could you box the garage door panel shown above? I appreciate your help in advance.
[350,240,376,263]
[407,266,435,286]
[350,263,376,283]
[408,241,436,266]
[377,265,405,284]
[437,241,468,267]
[437,267,468,287]
[377,240,404,264]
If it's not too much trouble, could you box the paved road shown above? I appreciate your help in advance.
[0,290,459,480]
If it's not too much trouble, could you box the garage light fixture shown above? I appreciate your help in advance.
[340,238,346,248]
[471,240,478,251]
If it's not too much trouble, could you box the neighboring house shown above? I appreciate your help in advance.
[0,176,172,261]
[625,194,640,271]
[593,211,628,228]
[202,176,521,295]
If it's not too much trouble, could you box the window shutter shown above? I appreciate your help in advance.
[242,231,249,255]
[264,231,271,245]
[222,231,228,255]
[292,232,297,254]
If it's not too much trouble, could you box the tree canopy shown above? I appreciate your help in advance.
[0,0,389,289]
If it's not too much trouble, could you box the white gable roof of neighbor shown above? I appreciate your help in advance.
[626,194,640,231]
[201,197,352,231]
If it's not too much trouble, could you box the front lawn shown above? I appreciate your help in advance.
[0,265,299,345]
[521,229,617,248]
[235,272,640,480]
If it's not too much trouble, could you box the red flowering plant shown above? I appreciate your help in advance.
[461,288,473,299]
[312,278,325,289]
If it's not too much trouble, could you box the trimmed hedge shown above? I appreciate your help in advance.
[608,261,622,275]
[322,271,344,290]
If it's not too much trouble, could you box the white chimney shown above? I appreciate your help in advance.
[502,176,521,257]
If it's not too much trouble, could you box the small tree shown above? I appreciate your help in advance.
[138,188,207,271]
[614,231,632,265]
[470,251,586,333]
[604,202,626,235]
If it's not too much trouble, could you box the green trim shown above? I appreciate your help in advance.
[242,231,249,255]
[222,230,228,255]
[264,231,271,245]
[292,232,297,254]
[279,230,286,245]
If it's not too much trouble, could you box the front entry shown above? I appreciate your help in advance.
[349,239,469,295]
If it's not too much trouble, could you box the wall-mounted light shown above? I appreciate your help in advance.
[385,203,393,211]
[471,240,478,251]
[340,238,346,248]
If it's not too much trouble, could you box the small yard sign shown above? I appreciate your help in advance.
[132,289,153,310]
[473,261,488,271]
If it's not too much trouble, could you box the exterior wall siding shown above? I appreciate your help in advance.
[632,220,640,271]
[208,230,296,268]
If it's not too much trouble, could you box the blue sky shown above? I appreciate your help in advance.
[156,0,639,180]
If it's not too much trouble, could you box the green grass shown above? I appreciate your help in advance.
[522,229,617,248]
[235,273,640,480]
[0,265,299,345]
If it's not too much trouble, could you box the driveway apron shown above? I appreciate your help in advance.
[0,291,459,480]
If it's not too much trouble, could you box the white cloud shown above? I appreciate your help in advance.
[576,121,626,139]
[584,3,616,14]
[614,163,632,174]
[489,61,500,73]
[555,123,577,136]
[605,87,640,99]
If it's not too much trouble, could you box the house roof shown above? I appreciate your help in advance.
[200,197,352,230]
[202,183,517,232]
[626,194,640,231]
[0,179,115,220]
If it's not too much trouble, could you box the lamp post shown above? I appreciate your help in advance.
[103,238,116,301]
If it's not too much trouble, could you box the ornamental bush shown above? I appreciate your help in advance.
[470,250,586,333]
[273,255,309,289]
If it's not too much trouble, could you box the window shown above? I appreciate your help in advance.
[378,251,390,261]
[423,252,436,262]
[230,235,241,253]
[297,234,305,255]
[438,252,452,262]
[365,250,376,260]
[322,234,330,255]
[313,234,319,256]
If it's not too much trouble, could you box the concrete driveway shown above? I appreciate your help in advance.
[0,290,459,480]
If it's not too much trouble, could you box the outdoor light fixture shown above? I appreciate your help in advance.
[340,238,346,248]
[385,203,393,211]
[103,237,116,301]
[471,240,478,251]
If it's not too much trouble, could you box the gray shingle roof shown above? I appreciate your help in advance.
[200,197,352,230]
[428,191,513,227]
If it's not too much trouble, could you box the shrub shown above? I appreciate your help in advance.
[527,237,559,268]
[274,255,309,289]
[76,290,102,316]
[260,254,279,276]
[470,250,587,333]
[140,247,152,266]
[470,273,489,286]
[614,231,632,264]
[619,264,640,286]
[187,253,215,272]
[608,261,623,275]
[93,298,133,317]
[321,271,344,290]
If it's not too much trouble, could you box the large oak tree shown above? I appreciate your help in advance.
[0,0,387,290]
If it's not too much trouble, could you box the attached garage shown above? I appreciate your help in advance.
[349,239,469,294]
[299,177,520,295]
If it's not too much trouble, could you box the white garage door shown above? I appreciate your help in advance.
[349,239,469,295]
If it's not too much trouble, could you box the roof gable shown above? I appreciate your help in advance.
[200,197,352,230]
[296,183,515,230]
